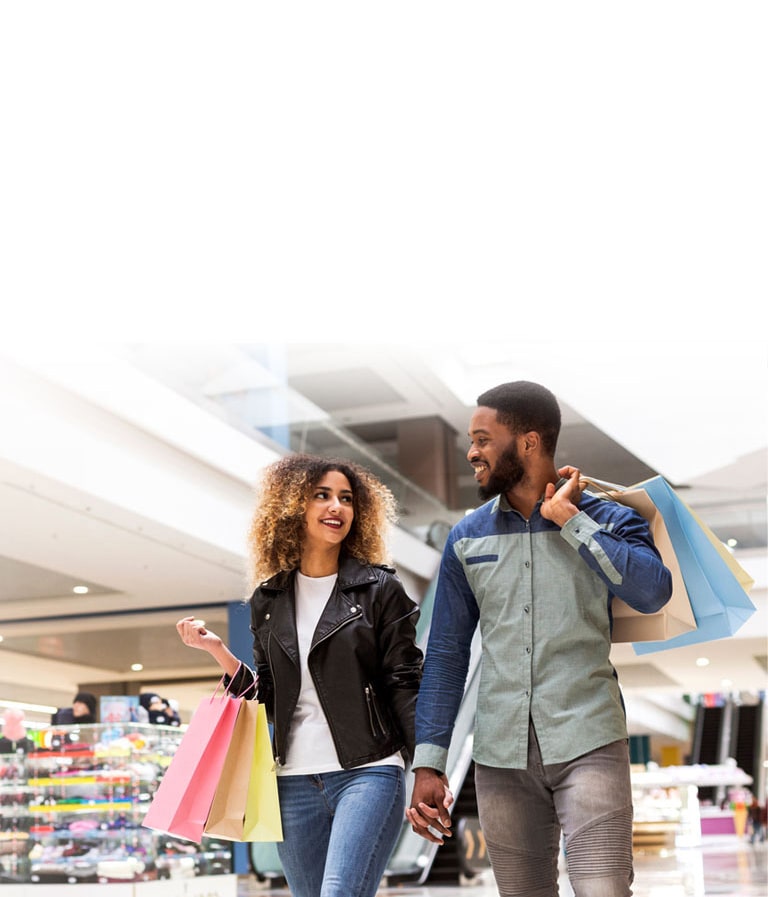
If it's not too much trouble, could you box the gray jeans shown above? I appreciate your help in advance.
[475,721,634,897]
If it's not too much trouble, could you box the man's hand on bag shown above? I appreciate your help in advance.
[541,465,583,527]
[405,767,454,844]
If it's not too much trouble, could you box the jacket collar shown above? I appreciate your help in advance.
[261,553,379,595]
[259,554,379,664]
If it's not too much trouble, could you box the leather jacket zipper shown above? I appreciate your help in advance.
[364,684,389,737]
[309,602,363,756]
[266,633,284,767]
[272,606,362,765]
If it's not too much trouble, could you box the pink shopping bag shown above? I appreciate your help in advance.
[142,676,242,842]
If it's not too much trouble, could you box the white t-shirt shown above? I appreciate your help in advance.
[277,571,404,775]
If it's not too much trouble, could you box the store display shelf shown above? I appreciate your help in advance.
[0,873,237,897]
[27,803,136,815]
[28,776,133,787]
[0,723,233,887]
[630,762,754,851]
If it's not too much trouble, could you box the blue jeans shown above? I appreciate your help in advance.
[276,766,405,897]
[475,721,634,897]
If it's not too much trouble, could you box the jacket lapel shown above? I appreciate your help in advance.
[311,556,376,647]
[263,576,301,667]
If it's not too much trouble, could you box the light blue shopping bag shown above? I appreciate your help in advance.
[628,476,756,654]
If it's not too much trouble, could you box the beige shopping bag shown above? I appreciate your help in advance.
[581,478,697,643]
[204,699,258,840]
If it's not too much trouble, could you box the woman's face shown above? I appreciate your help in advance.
[302,470,354,551]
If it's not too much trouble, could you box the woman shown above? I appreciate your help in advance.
[177,454,430,897]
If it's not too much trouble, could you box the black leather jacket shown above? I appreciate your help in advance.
[227,555,423,770]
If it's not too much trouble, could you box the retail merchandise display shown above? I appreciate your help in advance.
[630,762,755,851]
[0,722,233,885]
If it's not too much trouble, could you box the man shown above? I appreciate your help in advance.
[406,381,672,897]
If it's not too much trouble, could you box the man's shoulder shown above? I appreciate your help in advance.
[449,499,500,540]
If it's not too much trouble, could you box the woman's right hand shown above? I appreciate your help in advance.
[176,616,222,651]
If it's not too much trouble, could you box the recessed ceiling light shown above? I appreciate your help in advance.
[696,657,710,667]
[73,585,89,594]
[131,663,143,672]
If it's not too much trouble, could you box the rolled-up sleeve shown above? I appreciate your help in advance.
[561,503,672,613]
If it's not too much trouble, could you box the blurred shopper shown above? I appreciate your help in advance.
[748,796,765,844]
[176,454,435,897]
[51,691,98,725]
[161,697,181,726]
[139,693,181,726]
[406,381,672,897]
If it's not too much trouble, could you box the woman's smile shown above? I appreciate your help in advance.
[303,471,354,549]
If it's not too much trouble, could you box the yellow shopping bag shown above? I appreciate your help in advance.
[243,703,283,842]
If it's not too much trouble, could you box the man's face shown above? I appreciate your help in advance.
[467,406,524,499]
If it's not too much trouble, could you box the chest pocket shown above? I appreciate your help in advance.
[466,554,499,565]
[462,541,534,611]
[462,553,511,607]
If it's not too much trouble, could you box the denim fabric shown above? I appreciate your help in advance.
[413,491,671,772]
[275,765,405,897]
[475,721,634,897]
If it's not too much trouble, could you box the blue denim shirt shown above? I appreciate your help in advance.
[413,491,672,771]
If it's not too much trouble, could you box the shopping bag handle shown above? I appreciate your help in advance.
[579,475,628,497]
[210,662,259,701]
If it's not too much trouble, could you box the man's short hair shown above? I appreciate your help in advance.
[477,381,561,455]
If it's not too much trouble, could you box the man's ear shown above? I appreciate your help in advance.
[521,431,540,454]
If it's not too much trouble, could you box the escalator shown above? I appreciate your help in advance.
[689,698,765,806]
[384,627,482,885]
[733,702,763,785]
[691,704,724,804]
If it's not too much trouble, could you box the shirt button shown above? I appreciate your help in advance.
[524,561,530,568]
[526,646,532,654]
[524,606,530,614]
[265,613,270,620]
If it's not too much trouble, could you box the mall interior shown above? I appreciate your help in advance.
[1,343,766,896]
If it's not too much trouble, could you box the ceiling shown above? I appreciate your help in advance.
[2,2,765,749]
[0,343,765,741]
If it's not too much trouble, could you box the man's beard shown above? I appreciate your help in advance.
[478,443,525,500]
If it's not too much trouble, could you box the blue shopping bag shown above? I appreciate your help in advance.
[629,476,755,654]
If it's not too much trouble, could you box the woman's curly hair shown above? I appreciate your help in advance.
[246,453,398,586]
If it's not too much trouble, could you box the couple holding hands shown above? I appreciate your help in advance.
[176,380,671,897]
